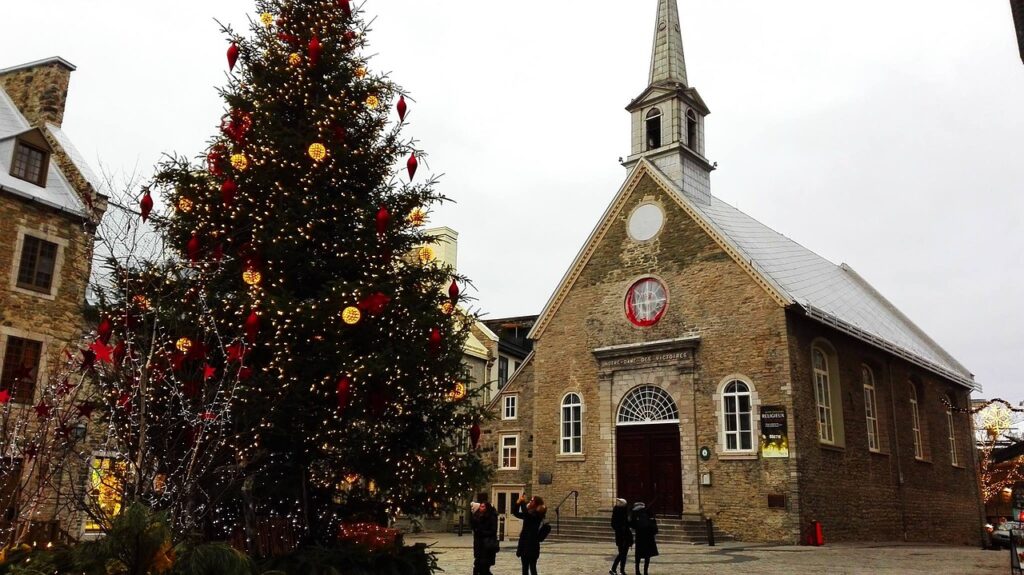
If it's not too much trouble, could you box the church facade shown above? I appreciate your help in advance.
[482,0,982,544]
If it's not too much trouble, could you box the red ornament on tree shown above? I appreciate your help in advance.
[407,153,418,180]
[187,233,201,263]
[339,0,352,17]
[213,243,225,263]
[97,317,113,343]
[112,340,127,364]
[207,145,226,176]
[343,30,356,45]
[375,206,390,237]
[397,95,408,121]
[358,292,392,315]
[221,179,238,207]
[308,35,322,67]
[448,279,459,304]
[428,327,442,354]
[470,422,481,449]
[244,310,260,343]
[227,42,240,71]
[336,376,352,411]
[140,190,154,222]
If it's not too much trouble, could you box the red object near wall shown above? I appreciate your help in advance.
[806,520,825,546]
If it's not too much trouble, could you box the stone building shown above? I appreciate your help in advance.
[0,57,107,539]
[481,0,982,545]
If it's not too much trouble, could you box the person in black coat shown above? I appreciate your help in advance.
[629,502,658,575]
[470,493,499,575]
[610,498,633,575]
[512,495,547,575]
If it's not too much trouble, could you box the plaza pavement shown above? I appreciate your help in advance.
[406,532,1007,574]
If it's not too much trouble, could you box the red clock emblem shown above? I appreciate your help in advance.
[625,278,668,327]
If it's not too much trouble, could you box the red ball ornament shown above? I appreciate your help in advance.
[140,190,154,222]
[336,376,352,411]
[97,317,113,342]
[227,42,240,71]
[428,327,442,354]
[359,292,392,315]
[343,30,356,44]
[308,35,322,67]
[375,206,390,237]
[470,422,481,449]
[207,145,226,176]
[244,310,260,343]
[397,95,408,121]
[406,153,418,180]
[448,279,459,304]
[187,233,201,263]
[221,179,238,206]
[339,0,352,17]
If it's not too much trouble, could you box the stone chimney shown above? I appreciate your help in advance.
[0,57,76,127]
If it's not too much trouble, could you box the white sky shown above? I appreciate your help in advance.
[2,1,1022,401]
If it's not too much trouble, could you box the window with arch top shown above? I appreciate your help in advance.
[561,393,583,454]
[946,394,959,466]
[645,108,662,151]
[909,382,924,459]
[722,380,753,451]
[811,342,844,446]
[862,365,881,452]
[686,109,698,152]
[617,385,679,425]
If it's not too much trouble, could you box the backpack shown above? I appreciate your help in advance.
[538,522,552,542]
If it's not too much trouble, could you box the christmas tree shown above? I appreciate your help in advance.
[95,0,488,551]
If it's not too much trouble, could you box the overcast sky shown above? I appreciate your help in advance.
[2,1,1021,401]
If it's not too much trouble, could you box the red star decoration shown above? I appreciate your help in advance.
[76,402,96,419]
[89,340,113,364]
[203,364,217,381]
[33,402,52,418]
[0,390,10,404]
[226,342,246,363]
[359,292,392,315]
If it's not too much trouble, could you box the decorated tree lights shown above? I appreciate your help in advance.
[115,0,489,555]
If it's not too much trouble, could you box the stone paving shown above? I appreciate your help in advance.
[406,533,1007,575]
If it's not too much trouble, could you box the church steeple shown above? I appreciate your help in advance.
[623,0,713,201]
[649,0,688,87]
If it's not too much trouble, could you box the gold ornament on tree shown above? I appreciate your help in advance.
[176,337,193,353]
[230,154,249,171]
[406,207,426,226]
[355,67,367,78]
[260,12,274,27]
[177,197,194,213]
[289,53,302,66]
[308,143,327,162]
[341,306,362,325]
[417,246,435,264]
[365,95,380,109]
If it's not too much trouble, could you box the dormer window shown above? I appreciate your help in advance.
[686,109,698,152]
[645,108,662,150]
[11,141,48,187]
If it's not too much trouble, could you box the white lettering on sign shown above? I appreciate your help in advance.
[604,351,690,367]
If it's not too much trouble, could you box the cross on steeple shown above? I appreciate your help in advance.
[649,0,688,87]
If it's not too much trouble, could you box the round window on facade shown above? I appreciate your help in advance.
[627,203,664,242]
[624,277,668,327]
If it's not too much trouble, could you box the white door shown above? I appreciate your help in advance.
[492,487,523,540]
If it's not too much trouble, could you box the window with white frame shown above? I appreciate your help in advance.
[909,383,924,459]
[946,395,959,466]
[500,435,518,469]
[503,395,517,420]
[561,393,583,454]
[722,380,753,451]
[812,347,835,443]
[454,429,468,454]
[862,366,881,452]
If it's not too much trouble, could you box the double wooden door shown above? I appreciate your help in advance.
[615,423,682,516]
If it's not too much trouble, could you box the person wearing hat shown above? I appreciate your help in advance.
[629,502,658,575]
[513,494,548,575]
[470,492,499,575]
[609,498,633,575]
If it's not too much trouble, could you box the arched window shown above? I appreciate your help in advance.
[645,108,662,150]
[561,393,583,454]
[812,347,835,443]
[862,365,880,452]
[946,394,959,466]
[617,385,679,425]
[722,380,753,451]
[909,383,923,459]
[686,109,698,151]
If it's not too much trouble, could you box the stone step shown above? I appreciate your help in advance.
[543,516,734,545]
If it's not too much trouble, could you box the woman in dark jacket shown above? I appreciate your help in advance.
[610,498,633,575]
[629,502,658,575]
[512,495,547,575]
[470,493,499,575]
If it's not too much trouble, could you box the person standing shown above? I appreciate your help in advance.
[512,494,548,575]
[630,502,658,575]
[610,498,633,575]
[470,492,499,575]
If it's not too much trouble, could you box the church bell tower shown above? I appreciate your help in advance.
[623,0,714,202]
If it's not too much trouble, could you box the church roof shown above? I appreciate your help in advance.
[0,86,90,218]
[528,160,976,390]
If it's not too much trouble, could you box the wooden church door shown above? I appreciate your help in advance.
[615,386,683,516]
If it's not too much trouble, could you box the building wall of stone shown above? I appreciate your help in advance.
[786,313,982,544]
[527,173,800,542]
[484,358,535,495]
[0,63,72,128]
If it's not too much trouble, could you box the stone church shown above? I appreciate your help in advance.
[483,0,982,544]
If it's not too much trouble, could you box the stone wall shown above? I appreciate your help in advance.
[0,61,73,127]
[787,313,982,544]
[485,357,535,494]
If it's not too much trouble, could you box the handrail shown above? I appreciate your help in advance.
[553,490,579,535]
